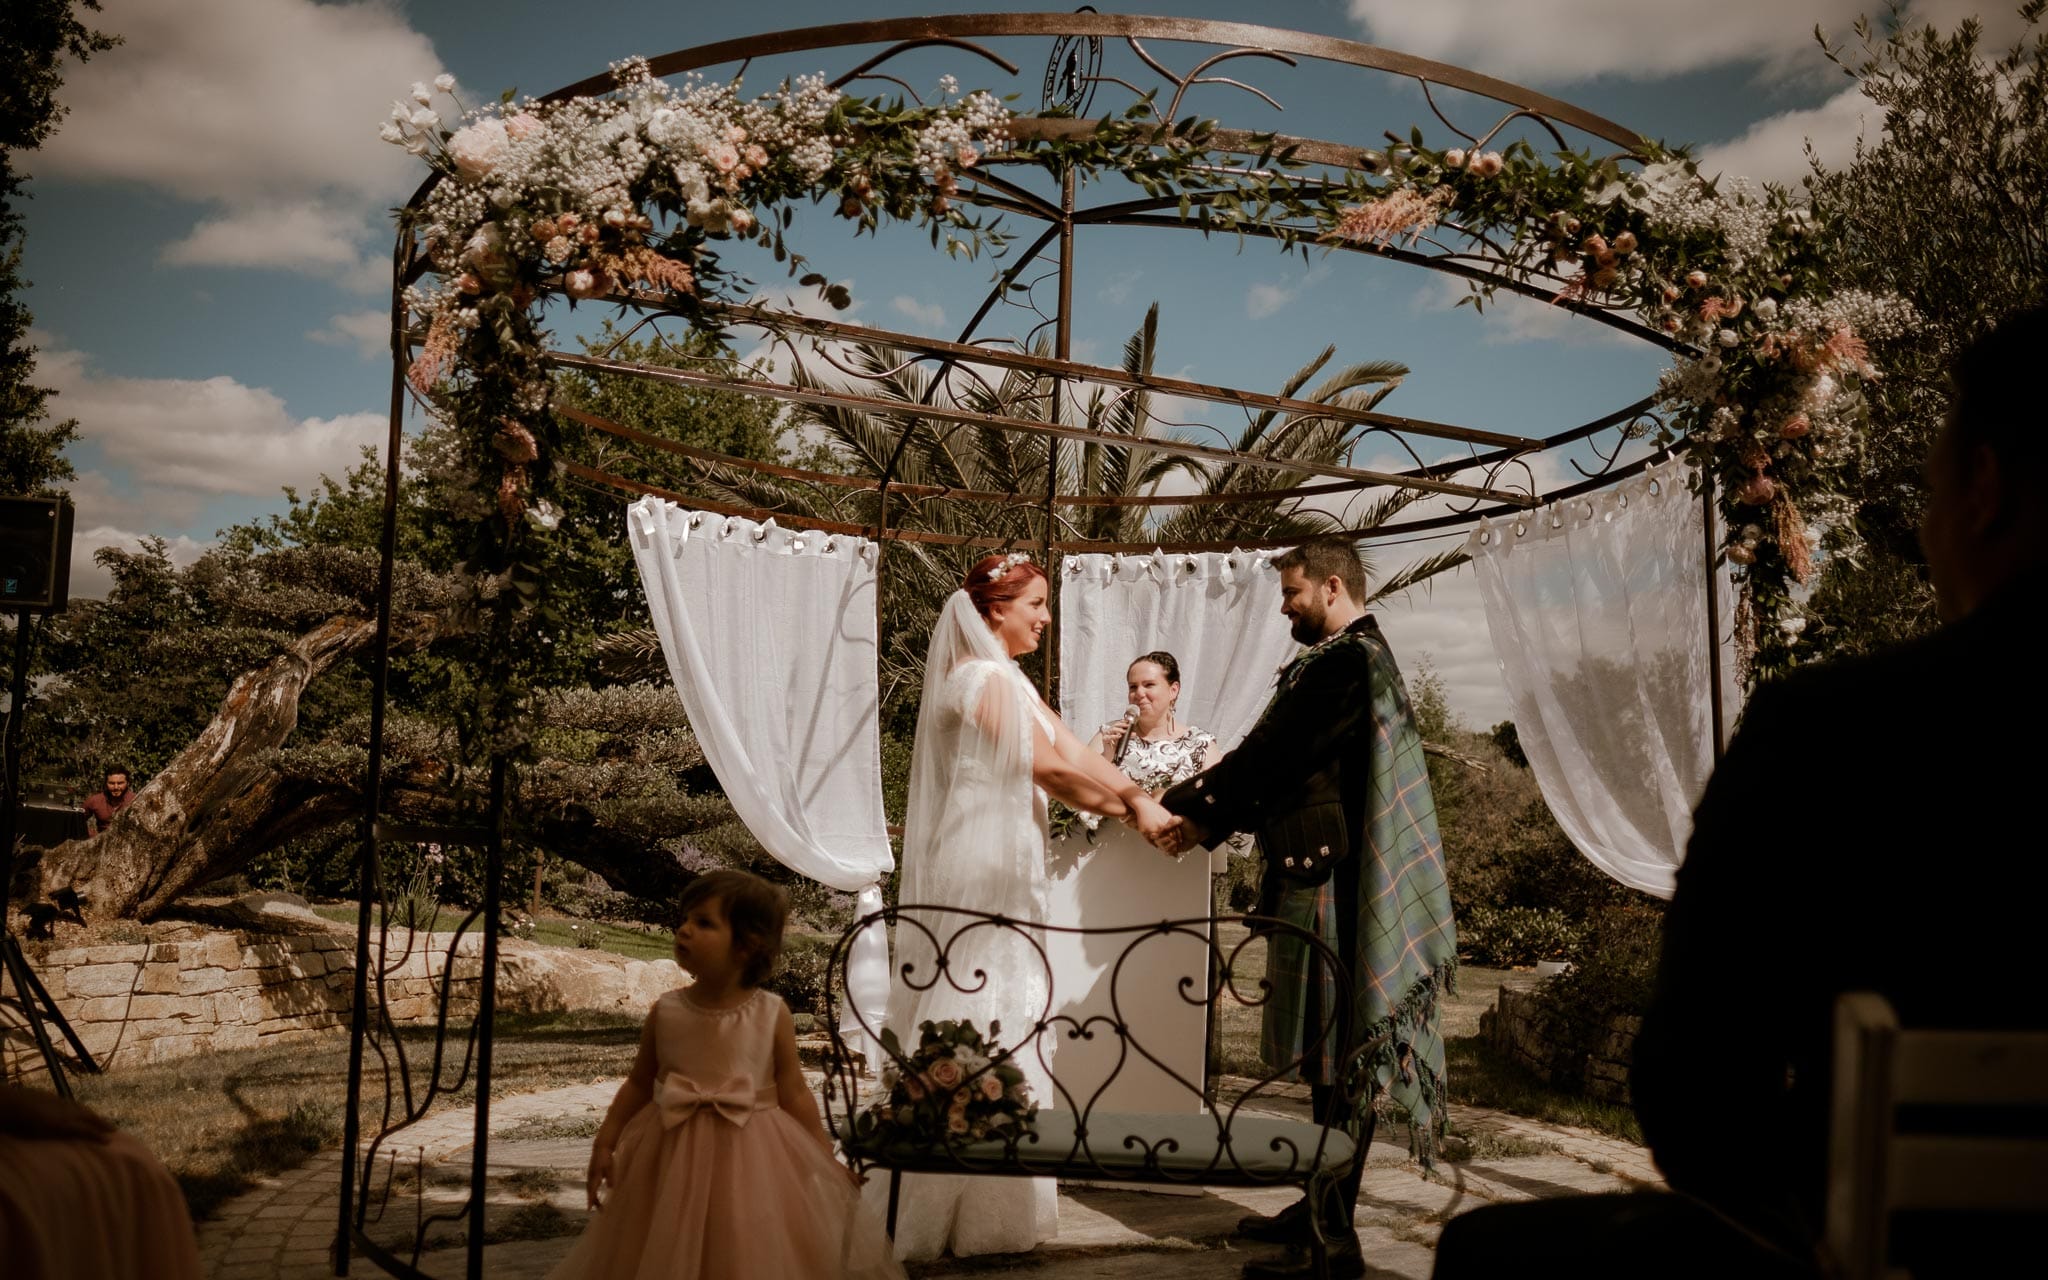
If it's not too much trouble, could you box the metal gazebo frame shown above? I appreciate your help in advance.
[339,14,1725,1276]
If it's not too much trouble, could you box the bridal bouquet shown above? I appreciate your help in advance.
[862,1019,1038,1144]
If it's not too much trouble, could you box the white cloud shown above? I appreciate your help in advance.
[38,0,447,288]
[1347,0,1866,83]
[1347,1,2032,87]
[1410,276,1636,347]
[307,309,391,361]
[1372,562,1510,728]
[1096,269,1143,306]
[1349,448,1592,725]
[1246,282,1294,320]
[66,526,212,602]
[32,339,384,499]
[889,295,948,329]
[1695,86,1876,186]
[1246,261,1333,321]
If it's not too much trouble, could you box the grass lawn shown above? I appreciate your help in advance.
[73,1010,642,1222]
[1207,922,1644,1149]
[306,903,675,962]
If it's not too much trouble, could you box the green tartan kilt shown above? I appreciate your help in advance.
[1259,879,1350,1085]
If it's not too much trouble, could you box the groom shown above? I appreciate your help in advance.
[1155,537,1457,1280]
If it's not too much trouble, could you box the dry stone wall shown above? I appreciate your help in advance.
[1482,979,1641,1105]
[2,927,684,1075]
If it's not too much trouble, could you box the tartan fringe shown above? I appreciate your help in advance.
[1360,957,1458,1168]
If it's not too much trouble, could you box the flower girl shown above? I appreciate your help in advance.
[547,870,901,1280]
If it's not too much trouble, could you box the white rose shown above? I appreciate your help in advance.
[1753,297,1778,321]
[378,123,404,144]
[1779,616,1807,636]
[447,118,509,182]
[433,73,457,93]
[1718,328,1740,347]
[412,82,433,105]
[410,108,440,129]
[674,165,710,205]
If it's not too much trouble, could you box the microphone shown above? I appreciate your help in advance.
[1111,704,1140,767]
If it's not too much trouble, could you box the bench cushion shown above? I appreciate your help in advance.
[839,1110,1354,1186]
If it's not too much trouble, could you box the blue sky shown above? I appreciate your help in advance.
[16,0,2006,725]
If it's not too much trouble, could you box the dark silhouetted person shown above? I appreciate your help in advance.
[1433,305,2048,1279]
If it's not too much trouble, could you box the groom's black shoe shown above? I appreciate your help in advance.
[1234,1196,1312,1244]
[1240,1234,1367,1280]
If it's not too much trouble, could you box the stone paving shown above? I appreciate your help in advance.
[196,1073,1659,1280]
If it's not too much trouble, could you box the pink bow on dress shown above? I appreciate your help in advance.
[655,1074,768,1128]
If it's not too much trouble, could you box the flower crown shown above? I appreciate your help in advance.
[985,552,1032,582]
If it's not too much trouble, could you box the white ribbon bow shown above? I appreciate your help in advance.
[655,1074,764,1129]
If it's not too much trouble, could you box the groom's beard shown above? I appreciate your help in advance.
[1288,609,1325,645]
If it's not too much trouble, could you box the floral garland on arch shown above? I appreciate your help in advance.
[385,57,1896,688]
[1292,142,1915,679]
[379,60,1016,750]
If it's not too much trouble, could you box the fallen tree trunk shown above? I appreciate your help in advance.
[27,612,443,921]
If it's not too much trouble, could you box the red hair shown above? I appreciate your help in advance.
[963,554,1047,618]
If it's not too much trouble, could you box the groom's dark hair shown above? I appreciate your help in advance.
[1274,538,1367,602]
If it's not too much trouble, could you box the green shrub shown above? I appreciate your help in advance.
[1526,902,1665,1081]
[1459,903,1583,967]
[765,932,835,1017]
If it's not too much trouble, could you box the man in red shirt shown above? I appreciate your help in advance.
[80,768,133,834]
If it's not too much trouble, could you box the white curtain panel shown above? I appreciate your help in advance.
[1057,549,1301,759]
[1464,457,1742,898]
[627,500,893,1058]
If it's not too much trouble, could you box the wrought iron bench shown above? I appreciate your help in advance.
[822,905,1380,1280]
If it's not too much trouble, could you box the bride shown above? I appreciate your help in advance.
[876,552,1175,1261]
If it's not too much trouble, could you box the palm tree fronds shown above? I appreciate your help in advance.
[1368,548,1473,605]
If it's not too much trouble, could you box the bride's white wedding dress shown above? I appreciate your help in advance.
[867,591,1059,1260]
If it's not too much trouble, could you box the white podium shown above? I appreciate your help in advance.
[1044,828,1214,1118]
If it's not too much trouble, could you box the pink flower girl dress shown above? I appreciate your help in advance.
[546,987,902,1280]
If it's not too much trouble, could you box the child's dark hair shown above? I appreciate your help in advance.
[677,870,788,987]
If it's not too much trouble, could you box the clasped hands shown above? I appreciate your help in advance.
[1121,794,1208,859]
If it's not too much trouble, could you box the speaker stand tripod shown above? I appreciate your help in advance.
[2,609,98,1094]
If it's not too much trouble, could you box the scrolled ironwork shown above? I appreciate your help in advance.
[821,905,1384,1201]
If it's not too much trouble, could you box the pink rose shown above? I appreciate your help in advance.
[543,235,572,262]
[1612,230,1639,254]
[1685,270,1709,289]
[979,1075,1003,1101]
[505,112,542,141]
[725,124,747,144]
[929,1058,963,1089]
[948,1113,970,1134]
[1442,148,1467,169]
[903,1073,927,1101]
[709,143,740,173]
[447,119,508,182]
[956,144,979,169]
[1471,151,1504,177]
[728,207,755,234]
[744,144,769,169]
